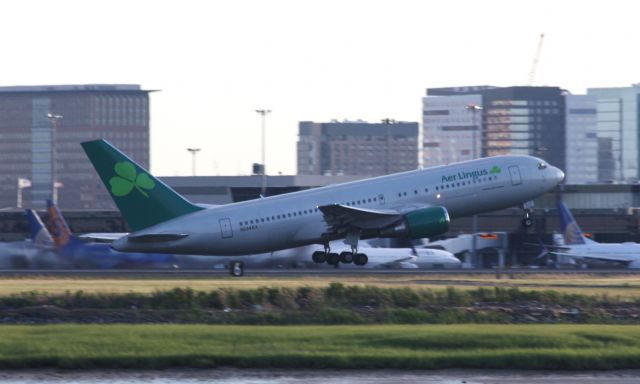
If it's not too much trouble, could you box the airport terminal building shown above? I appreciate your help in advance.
[0,84,152,210]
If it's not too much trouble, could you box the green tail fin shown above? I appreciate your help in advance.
[81,139,203,231]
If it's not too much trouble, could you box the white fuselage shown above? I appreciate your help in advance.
[180,242,460,269]
[558,242,640,267]
[114,155,563,256]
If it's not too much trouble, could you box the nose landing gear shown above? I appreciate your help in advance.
[521,201,534,228]
[229,261,244,277]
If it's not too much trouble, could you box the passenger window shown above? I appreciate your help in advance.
[424,188,428,192]
[414,190,418,194]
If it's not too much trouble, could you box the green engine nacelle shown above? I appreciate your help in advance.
[404,206,450,239]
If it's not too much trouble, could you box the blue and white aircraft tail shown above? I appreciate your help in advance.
[557,200,596,245]
[548,200,640,268]
[25,209,54,247]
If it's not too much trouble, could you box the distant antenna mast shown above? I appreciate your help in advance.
[527,33,545,85]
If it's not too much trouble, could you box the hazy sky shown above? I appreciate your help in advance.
[2,0,639,176]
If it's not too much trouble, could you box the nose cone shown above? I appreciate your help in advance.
[551,167,565,185]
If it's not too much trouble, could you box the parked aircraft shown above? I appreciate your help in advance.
[543,201,640,268]
[0,240,56,268]
[25,201,178,269]
[81,139,564,276]
[271,241,461,269]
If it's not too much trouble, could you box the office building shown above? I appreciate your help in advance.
[297,120,419,176]
[423,86,566,174]
[564,95,598,184]
[0,84,152,209]
[587,85,640,182]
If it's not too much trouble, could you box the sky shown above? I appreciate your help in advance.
[2,0,639,176]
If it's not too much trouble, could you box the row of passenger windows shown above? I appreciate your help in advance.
[239,208,320,226]
[396,175,499,198]
[239,194,383,227]
[239,175,499,227]
[434,175,498,191]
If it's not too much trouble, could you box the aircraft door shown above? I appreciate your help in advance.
[508,166,522,186]
[219,218,233,239]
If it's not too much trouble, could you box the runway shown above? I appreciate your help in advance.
[0,268,639,277]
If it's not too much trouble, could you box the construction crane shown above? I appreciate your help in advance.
[527,33,545,85]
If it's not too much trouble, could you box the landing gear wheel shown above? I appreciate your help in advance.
[326,252,340,266]
[521,209,533,228]
[229,261,244,277]
[312,250,327,263]
[339,251,354,264]
[353,253,368,266]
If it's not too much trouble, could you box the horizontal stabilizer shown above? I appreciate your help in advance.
[78,233,129,242]
[127,233,189,243]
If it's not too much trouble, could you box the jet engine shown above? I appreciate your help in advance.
[379,206,450,239]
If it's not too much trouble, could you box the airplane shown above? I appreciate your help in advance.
[269,241,461,269]
[342,245,461,269]
[542,200,640,268]
[0,240,57,269]
[32,200,457,271]
[24,201,179,269]
[185,242,461,270]
[81,139,564,276]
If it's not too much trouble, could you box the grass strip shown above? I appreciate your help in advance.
[0,324,640,369]
[2,274,640,297]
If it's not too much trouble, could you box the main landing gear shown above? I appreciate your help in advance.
[312,244,369,266]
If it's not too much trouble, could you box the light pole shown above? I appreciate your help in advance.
[464,104,482,267]
[465,104,483,159]
[381,118,396,174]
[16,178,32,208]
[187,148,201,176]
[255,109,271,196]
[47,113,63,205]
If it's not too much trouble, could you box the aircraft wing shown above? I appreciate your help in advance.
[80,232,189,244]
[318,204,403,235]
[78,233,129,242]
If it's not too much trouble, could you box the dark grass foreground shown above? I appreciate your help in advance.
[1,324,640,369]
[2,284,639,324]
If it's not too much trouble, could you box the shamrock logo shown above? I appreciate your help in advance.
[489,166,502,174]
[109,161,155,198]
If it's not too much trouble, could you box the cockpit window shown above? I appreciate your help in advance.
[538,162,547,170]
